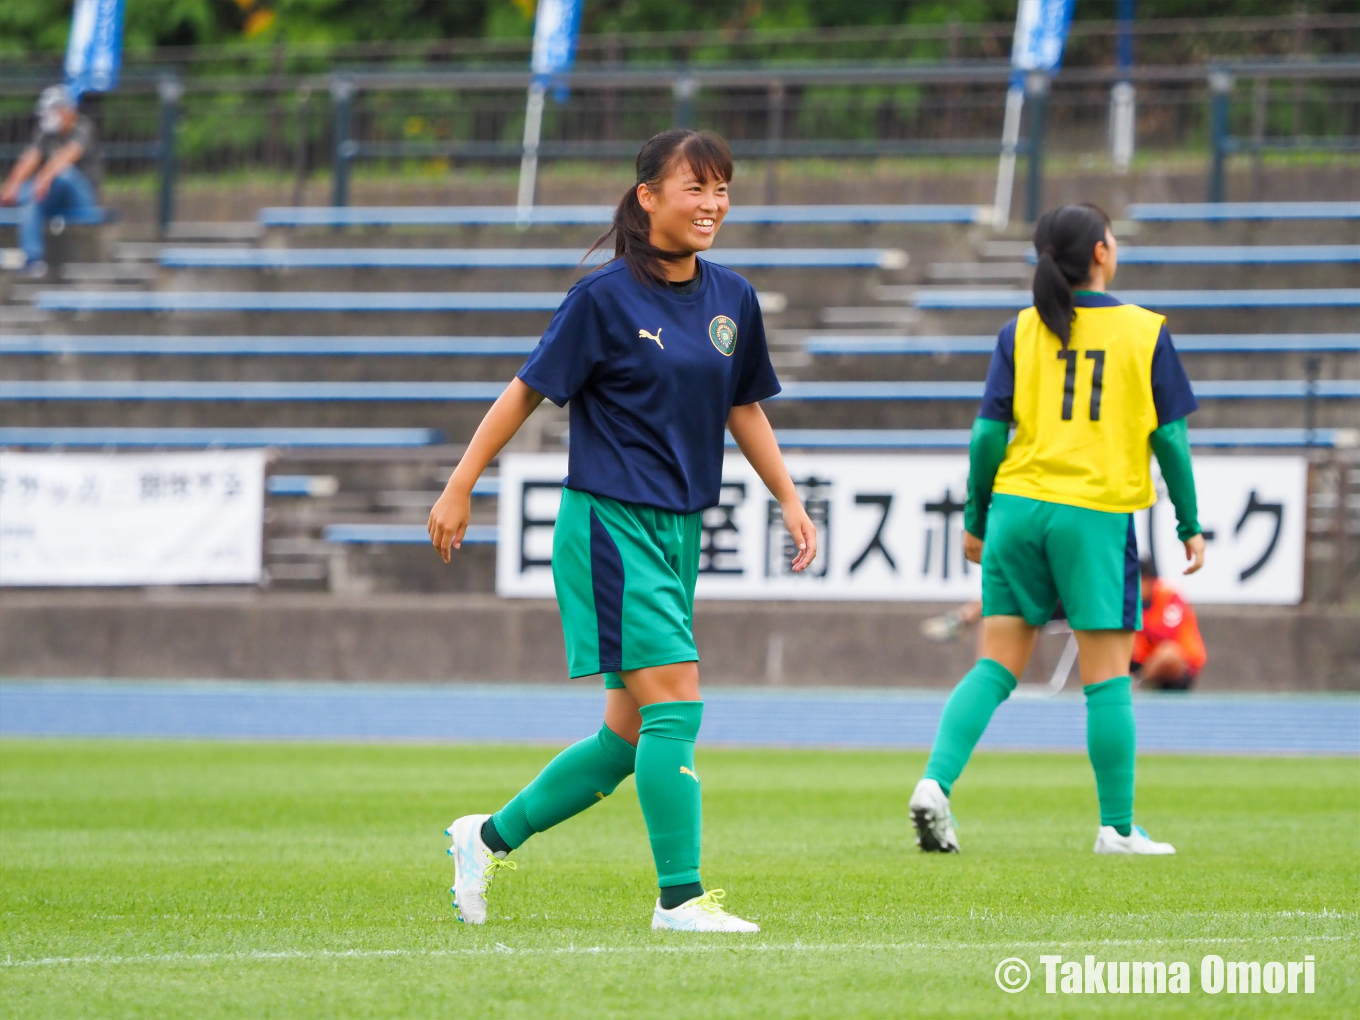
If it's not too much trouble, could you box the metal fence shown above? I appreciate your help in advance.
[4,12,1358,77]
[2,50,1357,227]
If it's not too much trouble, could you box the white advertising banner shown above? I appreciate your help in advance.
[1137,455,1308,606]
[496,453,1307,605]
[0,450,265,586]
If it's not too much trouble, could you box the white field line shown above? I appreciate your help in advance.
[3,935,1354,969]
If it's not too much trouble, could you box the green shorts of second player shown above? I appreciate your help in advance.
[552,487,702,686]
[982,492,1141,631]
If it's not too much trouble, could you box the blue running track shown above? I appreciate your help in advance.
[1,682,1355,756]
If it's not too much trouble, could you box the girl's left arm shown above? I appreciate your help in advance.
[727,401,817,573]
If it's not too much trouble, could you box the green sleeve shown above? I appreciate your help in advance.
[1149,417,1201,541]
[964,417,1009,538]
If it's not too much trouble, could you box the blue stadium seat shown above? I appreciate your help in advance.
[257,204,986,228]
[9,333,1352,359]
[1126,201,1360,221]
[0,427,443,448]
[914,288,1360,310]
[33,291,564,313]
[804,333,1360,355]
[1032,245,1360,265]
[738,427,1349,449]
[265,475,498,497]
[0,335,541,355]
[7,379,1353,401]
[266,475,336,496]
[159,247,909,270]
[0,207,114,227]
[323,523,498,544]
[0,381,507,400]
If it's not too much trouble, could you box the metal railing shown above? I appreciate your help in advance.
[1207,61,1360,203]
[2,58,1357,228]
[2,12,1357,77]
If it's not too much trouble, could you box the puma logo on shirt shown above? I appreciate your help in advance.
[638,327,664,349]
[679,766,699,781]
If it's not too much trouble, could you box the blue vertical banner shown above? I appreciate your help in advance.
[993,0,1074,227]
[1009,0,1076,82]
[65,0,126,99]
[531,0,584,102]
[518,0,584,218]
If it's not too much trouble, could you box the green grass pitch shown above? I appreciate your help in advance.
[1,739,1355,1018]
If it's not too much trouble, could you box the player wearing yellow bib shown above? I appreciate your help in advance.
[910,203,1206,856]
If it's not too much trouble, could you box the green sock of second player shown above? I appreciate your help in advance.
[1084,676,1136,837]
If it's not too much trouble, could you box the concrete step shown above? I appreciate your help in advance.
[164,221,264,242]
[60,263,158,285]
[6,347,1355,382]
[7,393,1353,432]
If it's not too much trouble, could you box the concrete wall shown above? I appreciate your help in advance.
[2,592,1355,692]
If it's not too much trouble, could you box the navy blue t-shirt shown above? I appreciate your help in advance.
[979,291,1198,426]
[517,258,781,514]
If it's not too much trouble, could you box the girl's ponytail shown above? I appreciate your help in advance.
[585,128,734,286]
[1030,203,1112,348]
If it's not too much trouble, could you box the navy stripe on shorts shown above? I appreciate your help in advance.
[1122,514,1140,631]
[589,507,625,672]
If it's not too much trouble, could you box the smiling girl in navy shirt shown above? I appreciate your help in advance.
[429,129,817,933]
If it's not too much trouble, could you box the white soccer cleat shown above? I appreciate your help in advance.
[909,778,960,853]
[446,813,516,924]
[920,609,966,643]
[651,890,760,932]
[1093,824,1176,855]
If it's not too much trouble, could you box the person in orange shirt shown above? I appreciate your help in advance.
[1131,559,1206,691]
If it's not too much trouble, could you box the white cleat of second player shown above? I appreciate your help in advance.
[446,813,516,925]
[651,890,760,932]
[1093,824,1176,855]
[909,778,960,853]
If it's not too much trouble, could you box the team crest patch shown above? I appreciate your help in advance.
[708,315,737,356]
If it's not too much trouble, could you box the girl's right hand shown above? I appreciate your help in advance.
[963,531,983,564]
[428,481,472,563]
[1181,533,1206,575]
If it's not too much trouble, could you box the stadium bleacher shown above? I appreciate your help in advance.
[913,288,1360,309]
[8,378,1356,402]
[1126,201,1360,221]
[32,291,565,313]
[159,247,910,270]
[5,199,1357,595]
[257,204,988,227]
[805,333,1360,354]
[7,332,1352,358]
[0,427,444,448]
[0,335,541,355]
[1048,245,1360,264]
[0,207,115,227]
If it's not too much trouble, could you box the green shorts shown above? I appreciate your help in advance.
[552,487,702,685]
[982,493,1142,632]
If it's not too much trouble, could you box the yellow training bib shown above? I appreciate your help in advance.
[993,302,1166,513]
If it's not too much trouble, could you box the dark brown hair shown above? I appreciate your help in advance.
[585,128,734,286]
[1032,202,1113,348]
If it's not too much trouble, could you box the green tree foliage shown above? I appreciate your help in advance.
[4,0,1356,58]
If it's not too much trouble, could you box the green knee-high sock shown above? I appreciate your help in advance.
[490,724,637,850]
[635,701,704,890]
[1085,676,1136,836]
[923,658,1018,796]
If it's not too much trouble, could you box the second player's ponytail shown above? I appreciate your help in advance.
[1031,203,1112,348]
[586,128,734,286]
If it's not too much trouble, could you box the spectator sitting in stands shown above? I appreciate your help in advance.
[1131,559,1206,691]
[1,85,102,279]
